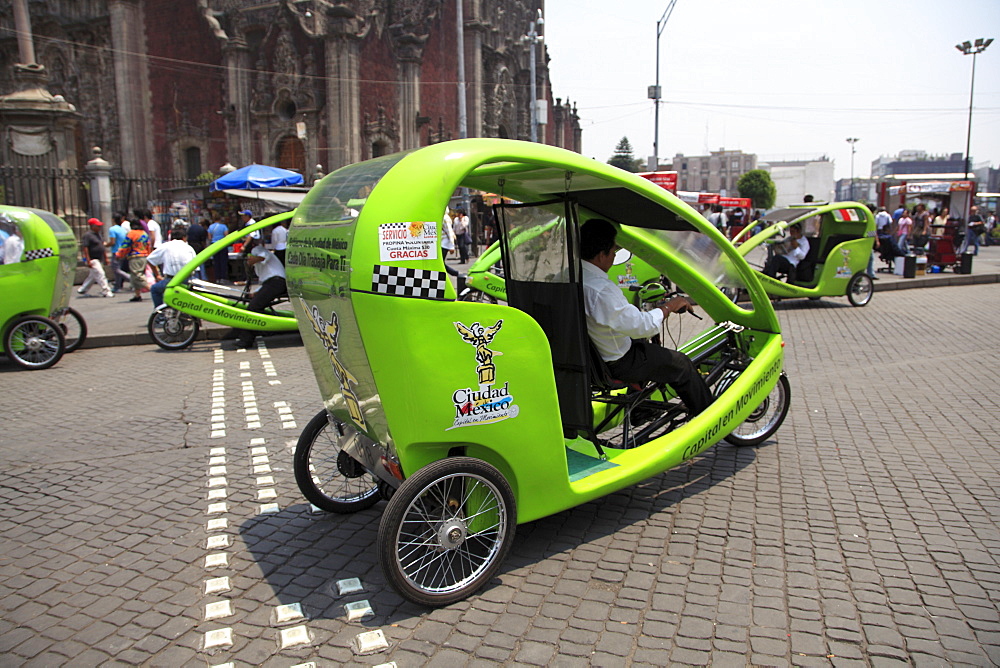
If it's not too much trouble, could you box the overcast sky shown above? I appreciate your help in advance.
[544,0,1000,181]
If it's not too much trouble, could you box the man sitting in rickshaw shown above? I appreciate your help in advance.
[227,235,287,349]
[580,219,714,415]
[762,223,809,282]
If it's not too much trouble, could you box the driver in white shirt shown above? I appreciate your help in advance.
[581,218,714,416]
[762,223,809,281]
[230,237,287,349]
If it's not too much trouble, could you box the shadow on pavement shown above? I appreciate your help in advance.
[236,438,762,622]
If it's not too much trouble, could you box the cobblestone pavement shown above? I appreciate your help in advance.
[1,284,998,666]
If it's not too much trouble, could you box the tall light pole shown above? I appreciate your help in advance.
[649,0,678,171]
[956,38,993,183]
[846,137,859,201]
[521,9,544,143]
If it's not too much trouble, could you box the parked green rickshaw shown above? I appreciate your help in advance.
[730,202,877,306]
[0,205,87,369]
[287,139,789,606]
[149,211,298,349]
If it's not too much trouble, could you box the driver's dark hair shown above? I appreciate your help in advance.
[580,218,617,260]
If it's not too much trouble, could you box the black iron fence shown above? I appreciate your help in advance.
[0,164,203,240]
[110,171,201,222]
[0,164,89,237]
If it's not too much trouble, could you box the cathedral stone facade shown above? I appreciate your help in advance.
[0,0,581,180]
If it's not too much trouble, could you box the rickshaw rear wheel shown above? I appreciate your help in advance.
[847,272,873,307]
[55,307,87,352]
[293,409,381,513]
[147,308,200,350]
[723,373,790,447]
[378,457,516,607]
[4,315,66,370]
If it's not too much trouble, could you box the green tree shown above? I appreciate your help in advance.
[608,137,641,173]
[737,169,777,210]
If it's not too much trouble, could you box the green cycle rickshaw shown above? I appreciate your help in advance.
[148,211,298,349]
[287,139,790,606]
[730,202,877,306]
[0,205,87,370]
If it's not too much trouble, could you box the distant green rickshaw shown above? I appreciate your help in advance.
[0,205,87,370]
[148,211,298,349]
[730,202,877,306]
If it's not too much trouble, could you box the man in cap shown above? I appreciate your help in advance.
[78,218,113,297]
[240,209,256,230]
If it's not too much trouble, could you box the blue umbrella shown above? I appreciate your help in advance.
[209,164,304,191]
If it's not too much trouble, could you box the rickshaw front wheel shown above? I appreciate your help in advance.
[723,373,791,447]
[147,308,200,350]
[54,308,87,352]
[378,457,516,607]
[847,272,873,307]
[4,315,66,370]
[293,409,381,513]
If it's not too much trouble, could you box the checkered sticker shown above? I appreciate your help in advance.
[24,247,54,261]
[372,265,448,299]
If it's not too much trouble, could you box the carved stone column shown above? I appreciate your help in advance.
[108,0,154,176]
[465,13,485,139]
[222,37,252,168]
[323,5,365,170]
[398,56,421,150]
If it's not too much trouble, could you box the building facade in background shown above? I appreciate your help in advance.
[668,149,756,195]
[759,157,834,206]
[0,0,581,182]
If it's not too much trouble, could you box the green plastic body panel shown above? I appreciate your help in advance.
[287,139,785,524]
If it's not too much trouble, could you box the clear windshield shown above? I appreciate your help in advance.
[299,151,411,224]
[642,228,750,293]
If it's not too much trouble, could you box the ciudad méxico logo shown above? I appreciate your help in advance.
[449,320,519,430]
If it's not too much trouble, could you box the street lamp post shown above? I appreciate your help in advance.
[956,38,993,183]
[649,0,678,171]
[522,10,544,143]
[846,137,859,201]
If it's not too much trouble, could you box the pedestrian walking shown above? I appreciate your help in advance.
[270,218,288,265]
[78,218,113,297]
[208,216,229,282]
[187,218,209,279]
[959,206,985,255]
[107,213,131,292]
[116,221,152,302]
[896,209,912,255]
[453,208,471,263]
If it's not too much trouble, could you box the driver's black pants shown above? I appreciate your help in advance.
[607,340,714,415]
[235,276,287,347]
[763,254,796,280]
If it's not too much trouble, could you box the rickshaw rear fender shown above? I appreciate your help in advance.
[353,296,570,523]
